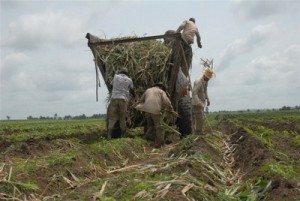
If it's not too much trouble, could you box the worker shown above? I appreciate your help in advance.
[107,67,135,140]
[191,67,215,136]
[176,17,202,68]
[135,82,173,147]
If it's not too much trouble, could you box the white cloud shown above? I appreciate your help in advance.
[230,0,289,20]
[0,52,31,85]
[1,52,30,69]
[249,44,300,85]
[250,23,278,43]
[213,43,300,110]
[218,23,278,71]
[218,43,300,85]
[2,10,84,50]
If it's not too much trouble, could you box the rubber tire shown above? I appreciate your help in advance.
[177,96,192,136]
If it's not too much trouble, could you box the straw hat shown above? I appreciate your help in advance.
[119,67,128,75]
[203,67,215,79]
[153,82,167,91]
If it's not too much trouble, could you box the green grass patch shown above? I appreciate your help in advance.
[292,135,300,147]
[47,150,77,167]
[260,160,300,182]
[0,119,106,142]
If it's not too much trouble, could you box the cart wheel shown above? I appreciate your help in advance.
[176,96,192,136]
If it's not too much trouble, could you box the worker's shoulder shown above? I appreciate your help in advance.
[117,74,132,80]
[146,86,163,93]
[193,78,202,83]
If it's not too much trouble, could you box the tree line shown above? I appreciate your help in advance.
[4,105,300,120]
[26,113,107,120]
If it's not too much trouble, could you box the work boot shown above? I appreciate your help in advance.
[107,129,113,140]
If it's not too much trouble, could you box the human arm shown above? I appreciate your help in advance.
[195,29,202,48]
[176,20,187,33]
[206,98,210,106]
[191,80,201,106]
[129,80,136,97]
[108,76,116,92]
[129,79,135,97]
[140,92,146,103]
[130,89,136,97]
[204,82,210,106]
[162,91,174,111]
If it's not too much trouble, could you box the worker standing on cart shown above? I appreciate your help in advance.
[107,67,135,140]
[176,17,202,68]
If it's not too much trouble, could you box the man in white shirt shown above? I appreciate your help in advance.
[108,67,134,139]
[191,67,215,135]
[176,18,202,69]
[177,17,202,47]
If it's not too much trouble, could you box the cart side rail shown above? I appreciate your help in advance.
[86,32,182,46]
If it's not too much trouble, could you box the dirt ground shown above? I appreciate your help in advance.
[220,121,300,201]
[1,121,300,200]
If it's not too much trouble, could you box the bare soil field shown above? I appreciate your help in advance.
[1,111,300,200]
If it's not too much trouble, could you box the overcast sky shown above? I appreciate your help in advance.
[1,0,300,120]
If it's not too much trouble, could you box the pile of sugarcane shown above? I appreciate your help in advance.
[90,36,174,126]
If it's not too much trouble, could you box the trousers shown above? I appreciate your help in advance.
[192,105,204,135]
[145,113,164,147]
[108,98,128,132]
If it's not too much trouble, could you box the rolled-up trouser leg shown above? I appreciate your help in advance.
[107,129,113,140]
[119,99,128,136]
[108,99,119,138]
[192,105,204,135]
[152,114,164,147]
[155,125,164,147]
[145,113,155,141]
[196,115,204,135]
[108,99,128,138]
[183,42,193,70]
